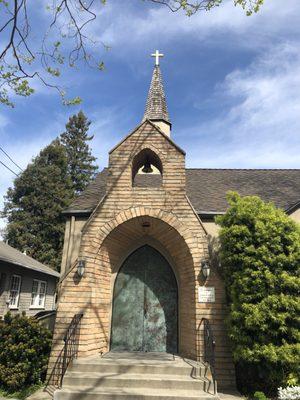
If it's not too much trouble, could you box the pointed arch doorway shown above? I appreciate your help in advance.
[110,245,178,353]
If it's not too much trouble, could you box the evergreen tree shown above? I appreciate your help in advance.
[216,192,300,394]
[2,140,73,271]
[60,111,98,194]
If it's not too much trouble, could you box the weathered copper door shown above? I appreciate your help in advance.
[111,245,178,353]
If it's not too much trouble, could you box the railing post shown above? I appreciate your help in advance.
[61,335,68,387]
[198,318,217,395]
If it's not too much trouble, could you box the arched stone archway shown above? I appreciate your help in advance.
[81,212,199,359]
[89,206,201,263]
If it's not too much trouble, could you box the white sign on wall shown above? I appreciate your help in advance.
[198,287,215,303]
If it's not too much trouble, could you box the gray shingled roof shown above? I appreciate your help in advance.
[0,241,60,277]
[142,66,170,124]
[63,168,300,215]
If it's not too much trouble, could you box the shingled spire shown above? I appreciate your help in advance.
[143,51,171,137]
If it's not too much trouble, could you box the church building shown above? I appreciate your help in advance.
[49,52,300,399]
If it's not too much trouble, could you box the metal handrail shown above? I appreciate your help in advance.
[60,313,83,386]
[48,313,83,388]
[199,317,217,394]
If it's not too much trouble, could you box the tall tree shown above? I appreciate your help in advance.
[60,111,98,194]
[216,192,300,394]
[2,140,73,271]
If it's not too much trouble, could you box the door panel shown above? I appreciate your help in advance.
[111,245,178,353]
[110,248,146,351]
[143,249,178,353]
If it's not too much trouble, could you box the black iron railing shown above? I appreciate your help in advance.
[199,318,216,394]
[61,313,83,386]
[48,313,83,388]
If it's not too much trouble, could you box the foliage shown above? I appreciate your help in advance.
[2,139,73,271]
[0,312,52,393]
[0,383,42,400]
[216,192,300,395]
[278,386,300,400]
[0,0,265,107]
[60,111,98,194]
[253,391,267,400]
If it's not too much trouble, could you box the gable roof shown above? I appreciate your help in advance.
[0,241,60,278]
[109,120,185,156]
[185,169,300,214]
[63,168,300,216]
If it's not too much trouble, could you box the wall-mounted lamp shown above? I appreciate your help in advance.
[201,260,211,279]
[77,259,86,277]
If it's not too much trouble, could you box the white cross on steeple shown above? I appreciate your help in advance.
[151,50,164,66]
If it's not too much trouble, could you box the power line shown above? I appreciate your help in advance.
[0,160,19,177]
[0,146,23,172]
[0,158,68,204]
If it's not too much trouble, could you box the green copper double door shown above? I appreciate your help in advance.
[111,245,178,353]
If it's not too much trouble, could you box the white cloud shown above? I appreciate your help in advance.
[87,0,300,54]
[183,42,300,168]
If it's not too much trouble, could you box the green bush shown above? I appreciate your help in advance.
[216,192,300,395]
[253,391,268,400]
[0,312,52,392]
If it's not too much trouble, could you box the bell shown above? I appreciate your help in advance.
[142,160,153,174]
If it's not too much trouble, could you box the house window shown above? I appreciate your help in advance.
[31,280,47,308]
[9,275,21,309]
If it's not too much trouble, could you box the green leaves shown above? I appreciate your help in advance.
[2,140,74,271]
[46,67,60,77]
[60,111,98,194]
[0,313,51,392]
[62,96,82,106]
[217,192,300,393]
[2,112,98,271]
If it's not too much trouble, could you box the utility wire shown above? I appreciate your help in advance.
[0,147,70,205]
[0,160,19,177]
[0,146,23,172]
[0,158,68,205]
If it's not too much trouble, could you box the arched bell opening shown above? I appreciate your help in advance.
[132,148,163,187]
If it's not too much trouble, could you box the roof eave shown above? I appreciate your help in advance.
[0,257,60,278]
[109,119,185,156]
[62,209,93,216]
[285,200,300,215]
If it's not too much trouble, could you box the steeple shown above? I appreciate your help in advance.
[142,50,171,137]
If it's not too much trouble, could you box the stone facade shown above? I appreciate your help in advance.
[48,120,236,389]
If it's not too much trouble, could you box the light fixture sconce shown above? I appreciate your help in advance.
[201,260,211,279]
[77,258,86,277]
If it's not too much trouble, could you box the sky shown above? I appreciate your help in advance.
[1,0,300,233]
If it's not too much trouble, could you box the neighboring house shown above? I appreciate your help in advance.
[0,241,59,318]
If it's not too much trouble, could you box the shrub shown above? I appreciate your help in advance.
[0,312,52,392]
[216,192,300,395]
[253,391,268,400]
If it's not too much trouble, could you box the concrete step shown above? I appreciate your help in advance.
[54,353,217,400]
[63,372,210,391]
[71,359,203,376]
[54,386,217,400]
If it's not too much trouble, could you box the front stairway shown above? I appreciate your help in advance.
[54,352,218,400]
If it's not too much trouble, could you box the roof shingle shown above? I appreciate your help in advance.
[142,66,170,124]
[0,241,60,277]
[64,168,300,215]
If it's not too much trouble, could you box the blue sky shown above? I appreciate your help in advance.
[1,0,300,232]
